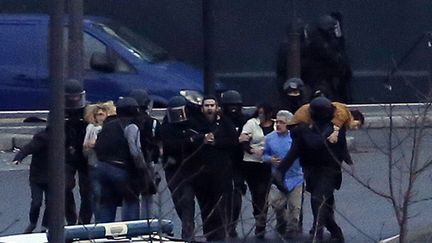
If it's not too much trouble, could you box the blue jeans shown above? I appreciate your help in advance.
[139,194,153,219]
[94,161,139,223]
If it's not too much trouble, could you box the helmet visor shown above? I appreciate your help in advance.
[65,91,86,109]
[167,105,188,123]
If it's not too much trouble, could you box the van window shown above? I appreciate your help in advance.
[91,22,169,63]
[63,29,134,73]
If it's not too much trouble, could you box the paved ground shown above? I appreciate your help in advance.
[0,128,431,242]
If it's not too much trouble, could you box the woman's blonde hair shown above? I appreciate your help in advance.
[84,101,116,124]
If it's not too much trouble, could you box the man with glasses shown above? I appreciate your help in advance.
[263,110,303,239]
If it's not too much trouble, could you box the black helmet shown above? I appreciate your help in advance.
[283,78,304,97]
[167,96,188,123]
[128,89,152,112]
[309,97,334,122]
[64,79,86,110]
[318,15,337,32]
[179,90,203,116]
[221,90,242,105]
[116,97,139,117]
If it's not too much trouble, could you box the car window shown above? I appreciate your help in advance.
[64,29,134,73]
[84,32,135,73]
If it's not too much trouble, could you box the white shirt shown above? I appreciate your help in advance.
[241,117,265,163]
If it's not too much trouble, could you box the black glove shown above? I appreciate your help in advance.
[191,133,204,143]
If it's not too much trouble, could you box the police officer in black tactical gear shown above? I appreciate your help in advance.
[220,90,248,237]
[303,14,352,103]
[94,97,152,223]
[128,89,161,219]
[160,96,202,241]
[282,77,309,113]
[64,79,92,225]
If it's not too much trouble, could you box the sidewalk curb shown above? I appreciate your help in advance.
[0,134,33,152]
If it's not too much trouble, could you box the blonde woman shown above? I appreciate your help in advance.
[83,101,115,167]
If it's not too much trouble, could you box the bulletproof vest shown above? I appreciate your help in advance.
[95,119,132,165]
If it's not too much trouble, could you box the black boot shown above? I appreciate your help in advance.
[329,226,344,243]
[255,225,265,240]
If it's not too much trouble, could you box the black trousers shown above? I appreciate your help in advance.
[194,165,231,241]
[240,162,272,232]
[309,172,342,237]
[166,162,232,242]
[29,181,49,227]
[165,168,196,241]
[65,164,93,225]
[226,167,245,234]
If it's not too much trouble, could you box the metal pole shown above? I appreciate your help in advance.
[48,0,65,242]
[67,0,84,84]
[202,0,216,95]
[286,0,301,78]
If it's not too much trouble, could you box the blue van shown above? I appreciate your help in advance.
[0,14,209,110]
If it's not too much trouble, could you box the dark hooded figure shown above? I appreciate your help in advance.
[275,97,351,242]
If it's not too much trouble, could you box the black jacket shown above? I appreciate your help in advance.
[224,113,247,166]
[13,129,49,183]
[160,120,202,172]
[193,114,238,170]
[278,122,349,191]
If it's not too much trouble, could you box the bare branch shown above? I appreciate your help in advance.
[409,196,432,205]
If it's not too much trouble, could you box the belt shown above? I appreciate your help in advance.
[102,160,127,168]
